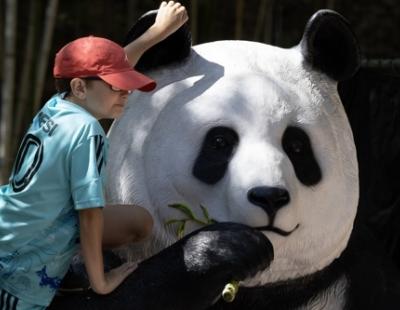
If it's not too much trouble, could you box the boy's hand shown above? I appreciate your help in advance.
[93,262,137,295]
[124,1,188,66]
[152,1,189,40]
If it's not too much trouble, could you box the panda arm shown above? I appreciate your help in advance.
[50,223,273,310]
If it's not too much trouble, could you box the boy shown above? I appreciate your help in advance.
[0,2,188,309]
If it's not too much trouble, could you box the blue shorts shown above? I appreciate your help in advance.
[0,289,45,310]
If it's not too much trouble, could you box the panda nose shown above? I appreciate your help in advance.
[247,186,290,216]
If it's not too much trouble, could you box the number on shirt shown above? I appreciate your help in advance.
[11,134,43,192]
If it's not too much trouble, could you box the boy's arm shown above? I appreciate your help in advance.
[79,208,136,295]
[124,1,188,66]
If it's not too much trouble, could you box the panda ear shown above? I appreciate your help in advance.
[124,10,192,72]
[300,10,361,81]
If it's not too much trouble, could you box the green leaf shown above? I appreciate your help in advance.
[168,203,196,220]
[177,221,186,239]
[166,203,215,238]
[200,204,212,223]
[164,219,185,226]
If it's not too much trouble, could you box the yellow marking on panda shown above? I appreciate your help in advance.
[222,281,239,302]
[165,203,239,303]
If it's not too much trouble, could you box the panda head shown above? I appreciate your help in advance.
[107,10,360,285]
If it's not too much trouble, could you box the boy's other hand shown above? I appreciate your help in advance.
[93,262,137,295]
[153,1,189,41]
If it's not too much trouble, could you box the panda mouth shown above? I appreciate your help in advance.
[209,218,299,237]
[256,223,300,236]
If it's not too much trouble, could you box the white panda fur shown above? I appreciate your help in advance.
[48,10,400,310]
[106,23,358,301]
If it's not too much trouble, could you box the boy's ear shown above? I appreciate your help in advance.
[124,10,192,72]
[70,78,87,99]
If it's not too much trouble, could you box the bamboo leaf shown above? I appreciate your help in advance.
[168,203,196,220]
[200,204,212,223]
[164,219,185,226]
[167,203,216,238]
[177,221,186,239]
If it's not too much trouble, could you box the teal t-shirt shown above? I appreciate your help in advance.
[0,94,108,306]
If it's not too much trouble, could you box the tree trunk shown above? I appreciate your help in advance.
[326,0,336,10]
[14,0,38,152]
[190,0,198,44]
[32,0,59,114]
[265,0,276,44]
[270,1,281,45]
[235,0,244,39]
[126,0,137,26]
[0,0,4,81]
[253,0,275,43]
[0,0,17,184]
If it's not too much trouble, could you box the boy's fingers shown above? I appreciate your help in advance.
[159,1,167,8]
[178,8,188,22]
[119,262,137,276]
[128,262,137,272]
[123,261,137,270]
[176,6,186,15]
[167,1,175,7]
[172,2,182,10]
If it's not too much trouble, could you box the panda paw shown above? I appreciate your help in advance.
[182,222,274,282]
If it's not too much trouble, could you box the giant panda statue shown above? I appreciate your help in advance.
[50,9,400,310]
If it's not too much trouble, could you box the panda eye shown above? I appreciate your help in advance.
[282,126,322,186]
[210,135,227,149]
[193,126,239,184]
[289,140,304,154]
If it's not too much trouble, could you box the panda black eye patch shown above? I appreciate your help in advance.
[192,126,239,184]
[282,126,322,186]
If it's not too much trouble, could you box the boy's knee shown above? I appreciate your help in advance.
[138,210,154,240]
[131,208,154,242]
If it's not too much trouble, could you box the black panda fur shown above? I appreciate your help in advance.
[50,9,400,310]
[118,10,400,309]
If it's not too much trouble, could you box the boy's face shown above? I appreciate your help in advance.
[82,79,131,120]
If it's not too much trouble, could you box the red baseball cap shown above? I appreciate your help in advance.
[53,36,156,92]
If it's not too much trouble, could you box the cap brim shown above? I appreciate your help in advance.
[99,69,156,92]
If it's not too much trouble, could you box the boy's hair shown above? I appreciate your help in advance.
[55,78,72,95]
[55,78,100,98]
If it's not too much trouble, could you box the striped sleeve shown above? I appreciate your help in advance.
[0,289,19,310]
[70,133,107,210]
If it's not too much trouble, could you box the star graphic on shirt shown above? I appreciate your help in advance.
[36,266,62,291]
